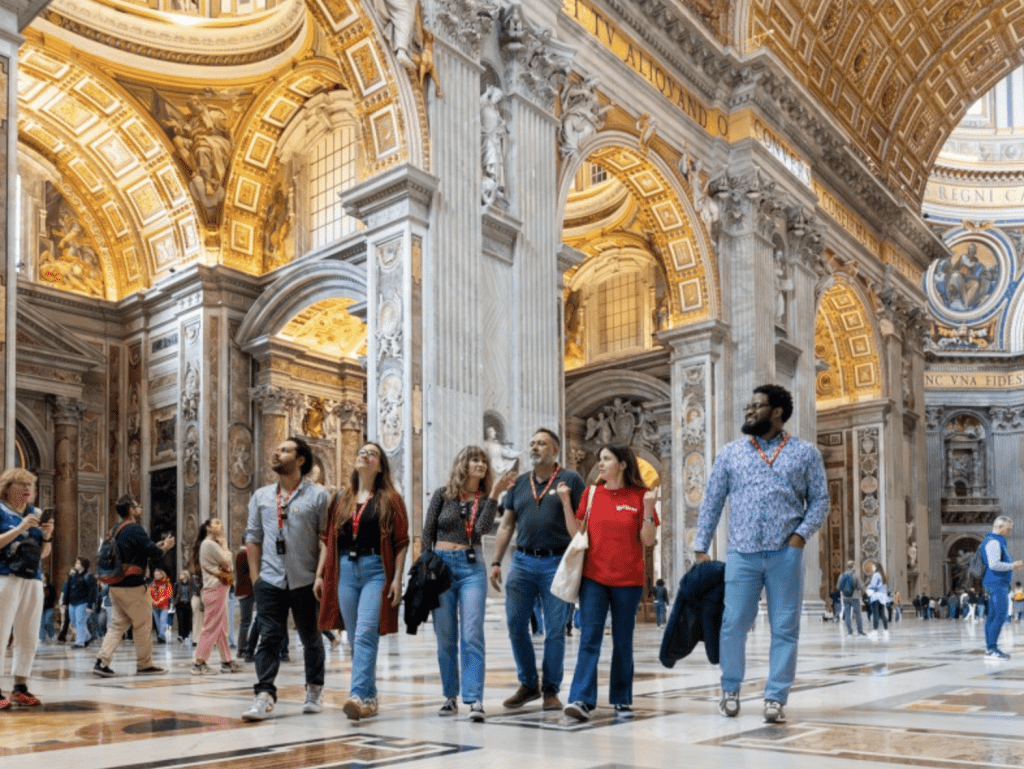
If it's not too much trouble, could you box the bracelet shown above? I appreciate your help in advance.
[491,562,501,568]
[43,538,53,543]
[644,517,655,523]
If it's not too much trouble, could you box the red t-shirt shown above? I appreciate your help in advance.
[576,485,658,586]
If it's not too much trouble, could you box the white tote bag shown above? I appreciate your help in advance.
[549,486,596,604]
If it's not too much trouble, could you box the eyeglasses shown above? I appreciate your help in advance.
[743,403,771,413]
[357,448,381,458]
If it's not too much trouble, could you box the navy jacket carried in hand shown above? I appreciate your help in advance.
[660,560,725,666]
[402,549,452,635]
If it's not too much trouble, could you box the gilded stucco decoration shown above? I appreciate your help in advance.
[276,297,368,359]
[815,281,882,405]
[745,1,1024,202]
[560,123,719,331]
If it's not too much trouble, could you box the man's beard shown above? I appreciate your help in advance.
[741,414,773,436]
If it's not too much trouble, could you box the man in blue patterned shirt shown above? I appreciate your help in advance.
[694,384,828,724]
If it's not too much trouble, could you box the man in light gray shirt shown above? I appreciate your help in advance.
[241,436,330,720]
[837,561,865,636]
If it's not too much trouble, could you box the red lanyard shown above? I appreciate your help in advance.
[463,491,481,542]
[276,483,299,530]
[530,465,559,505]
[352,493,374,538]
[750,433,789,466]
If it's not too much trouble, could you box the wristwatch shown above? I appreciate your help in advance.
[491,561,501,568]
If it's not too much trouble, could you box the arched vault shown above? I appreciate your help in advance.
[815,278,883,406]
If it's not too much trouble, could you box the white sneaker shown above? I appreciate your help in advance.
[242,692,275,721]
[468,701,485,722]
[868,630,879,640]
[303,684,324,714]
[763,699,786,724]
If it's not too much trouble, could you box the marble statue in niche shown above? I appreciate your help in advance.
[182,362,199,422]
[38,188,104,298]
[480,86,509,208]
[933,241,999,312]
[375,0,422,71]
[302,397,327,440]
[484,426,519,476]
[773,243,792,326]
[558,77,608,159]
[564,287,585,368]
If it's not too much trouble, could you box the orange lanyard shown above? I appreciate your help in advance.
[750,433,789,466]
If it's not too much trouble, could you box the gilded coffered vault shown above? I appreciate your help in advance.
[815,280,882,405]
[745,0,1024,203]
[16,0,425,296]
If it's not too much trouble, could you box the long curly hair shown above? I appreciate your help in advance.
[333,442,403,534]
[444,445,493,500]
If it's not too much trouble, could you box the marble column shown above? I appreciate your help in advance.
[341,165,438,521]
[657,320,729,591]
[251,385,293,488]
[50,395,82,583]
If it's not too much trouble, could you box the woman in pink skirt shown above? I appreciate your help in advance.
[191,519,241,675]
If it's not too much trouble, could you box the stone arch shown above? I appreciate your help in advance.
[15,405,50,472]
[814,277,884,406]
[235,259,368,347]
[557,130,719,326]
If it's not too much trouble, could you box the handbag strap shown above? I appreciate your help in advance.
[580,486,596,534]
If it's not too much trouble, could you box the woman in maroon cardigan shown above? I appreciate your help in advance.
[316,442,409,721]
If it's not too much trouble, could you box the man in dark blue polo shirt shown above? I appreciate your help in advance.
[490,428,585,711]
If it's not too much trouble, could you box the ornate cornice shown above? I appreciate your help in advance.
[40,0,306,67]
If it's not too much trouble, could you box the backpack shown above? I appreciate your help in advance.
[838,572,855,597]
[96,520,143,585]
[968,544,987,582]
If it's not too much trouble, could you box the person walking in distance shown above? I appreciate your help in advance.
[489,428,586,712]
[694,384,828,724]
[241,437,330,720]
[93,496,175,678]
[980,516,1023,659]
[837,561,866,636]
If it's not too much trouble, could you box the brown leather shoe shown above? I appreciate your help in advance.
[542,687,562,710]
[502,684,541,708]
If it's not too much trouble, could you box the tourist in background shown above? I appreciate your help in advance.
[866,562,889,639]
[149,568,172,645]
[191,519,241,675]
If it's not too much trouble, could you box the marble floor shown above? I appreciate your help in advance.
[4,606,1022,768]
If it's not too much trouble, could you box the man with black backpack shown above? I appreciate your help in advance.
[837,561,865,636]
[93,495,175,677]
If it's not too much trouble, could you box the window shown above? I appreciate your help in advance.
[596,272,641,355]
[589,163,608,185]
[308,126,358,250]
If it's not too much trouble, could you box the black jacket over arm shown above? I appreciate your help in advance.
[660,560,726,666]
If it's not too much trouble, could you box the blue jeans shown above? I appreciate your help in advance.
[337,554,386,699]
[39,608,55,641]
[70,602,91,646]
[869,600,888,630]
[984,580,1010,650]
[252,580,324,699]
[655,600,666,627]
[432,550,487,702]
[843,598,864,633]
[505,551,569,692]
[152,608,167,640]
[568,577,643,708]
[720,546,804,704]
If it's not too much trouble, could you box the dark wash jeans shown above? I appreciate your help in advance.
[252,580,324,699]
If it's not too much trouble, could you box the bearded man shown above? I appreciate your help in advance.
[694,384,828,725]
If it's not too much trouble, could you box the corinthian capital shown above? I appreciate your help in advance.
[50,395,83,425]
[250,384,300,416]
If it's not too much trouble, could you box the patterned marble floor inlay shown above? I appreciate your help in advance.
[702,721,1024,768]
[897,688,1024,717]
[638,677,842,701]
[817,661,943,676]
[0,701,255,754]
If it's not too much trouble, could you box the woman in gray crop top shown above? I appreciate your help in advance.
[423,445,515,722]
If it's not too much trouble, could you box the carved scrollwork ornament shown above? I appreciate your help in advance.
[925,405,944,431]
[334,400,368,432]
[498,3,574,108]
[250,384,301,416]
[50,395,84,425]
[425,0,495,59]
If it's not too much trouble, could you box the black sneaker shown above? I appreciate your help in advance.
[564,701,591,721]
[136,666,166,675]
[614,704,634,718]
[93,660,116,678]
